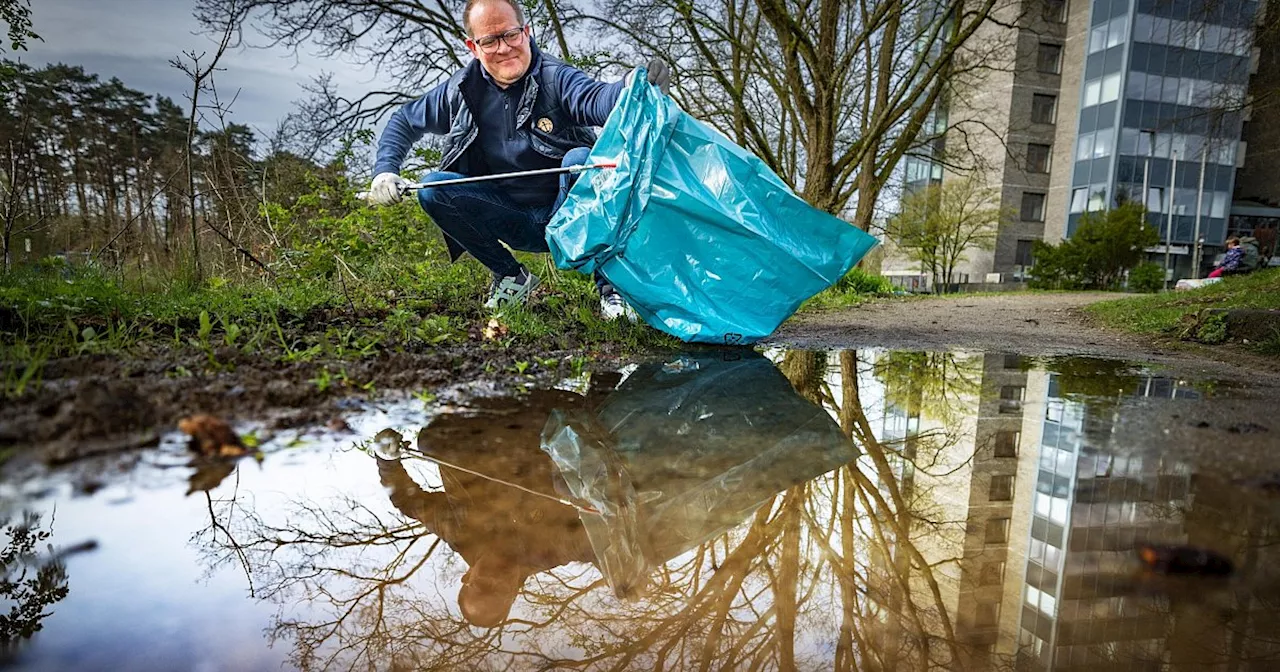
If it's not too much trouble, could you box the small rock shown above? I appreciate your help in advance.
[327,417,351,432]
[1226,422,1268,434]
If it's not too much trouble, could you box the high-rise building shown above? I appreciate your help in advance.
[885,0,1267,288]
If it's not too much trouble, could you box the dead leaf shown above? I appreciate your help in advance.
[179,414,248,458]
[482,318,509,341]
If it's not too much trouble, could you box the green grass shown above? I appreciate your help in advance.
[801,267,897,310]
[1087,268,1280,338]
[0,238,676,381]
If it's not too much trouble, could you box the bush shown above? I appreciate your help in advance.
[1127,263,1164,293]
[833,267,894,295]
[1028,202,1158,290]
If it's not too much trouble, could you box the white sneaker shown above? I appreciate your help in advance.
[600,291,639,322]
[484,269,541,310]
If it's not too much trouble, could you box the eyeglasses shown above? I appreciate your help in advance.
[471,25,527,54]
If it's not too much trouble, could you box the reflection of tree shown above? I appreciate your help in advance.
[0,512,69,654]
[874,351,982,426]
[191,350,1005,671]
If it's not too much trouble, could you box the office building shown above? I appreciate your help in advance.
[885,0,1267,287]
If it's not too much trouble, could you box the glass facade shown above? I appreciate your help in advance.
[1065,0,1258,248]
[1016,373,1200,669]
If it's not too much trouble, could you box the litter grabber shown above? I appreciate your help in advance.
[357,162,618,202]
[403,448,601,515]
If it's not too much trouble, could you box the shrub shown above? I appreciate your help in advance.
[1128,263,1165,293]
[1028,202,1158,290]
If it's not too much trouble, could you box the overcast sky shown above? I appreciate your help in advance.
[17,0,397,141]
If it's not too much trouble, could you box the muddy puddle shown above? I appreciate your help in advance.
[2,348,1279,670]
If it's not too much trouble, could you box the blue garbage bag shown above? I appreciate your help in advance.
[546,70,879,345]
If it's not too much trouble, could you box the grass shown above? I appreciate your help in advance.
[801,267,898,310]
[0,239,676,395]
[1087,268,1280,351]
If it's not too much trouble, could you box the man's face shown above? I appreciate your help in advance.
[466,1,532,88]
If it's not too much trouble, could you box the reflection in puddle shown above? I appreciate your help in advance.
[2,349,1280,670]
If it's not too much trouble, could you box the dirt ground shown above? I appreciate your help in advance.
[3,291,1276,467]
[772,291,1280,381]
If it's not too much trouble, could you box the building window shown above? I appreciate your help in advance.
[1100,73,1121,104]
[986,517,1011,544]
[1106,15,1127,49]
[1027,143,1052,173]
[1093,127,1114,158]
[1037,43,1062,74]
[976,601,1001,626]
[1076,133,1094,161]
[1087,187,1107,212]
[1083,79,1101,107]
[980,561,1006,586]
[1015,240,1036,267]
[1031,94,1057,124]
[1138,130,1154,156]
[1146,186,1164,213]
[1042,0,1067,23]
[994,430,1021,457]
[1070,187,1088,213]
[1089,24,1107,54]
[1000,385,1025,413]
[990,474,1014,501]
[1020,193,1046,222]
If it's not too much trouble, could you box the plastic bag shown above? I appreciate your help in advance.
[545,71,879,345]
[540,350,857,598]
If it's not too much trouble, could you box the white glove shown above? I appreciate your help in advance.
[369,172,408,205]
[372,428,405,460]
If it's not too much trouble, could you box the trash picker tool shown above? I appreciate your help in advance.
[356,162,618,201]
[406,449,600,514]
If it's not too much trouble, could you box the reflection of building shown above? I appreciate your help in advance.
[865,351,1031,667]
[887,0,1270,287]
[1014,371,1199,670]
[952,354,1030,666]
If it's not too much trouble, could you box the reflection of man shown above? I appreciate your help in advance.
[373,388,611,627]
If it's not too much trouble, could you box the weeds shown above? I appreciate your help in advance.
[801,266,895,310]
[1255,328,1280,357]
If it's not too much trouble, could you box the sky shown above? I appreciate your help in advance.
[16,0,398,141]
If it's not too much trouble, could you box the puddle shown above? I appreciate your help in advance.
[2,349,1279,670]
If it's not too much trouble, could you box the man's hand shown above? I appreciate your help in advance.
[646,58,671,95]
[369,172,408,205]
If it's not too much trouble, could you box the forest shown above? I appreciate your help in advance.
[0,59,344,277]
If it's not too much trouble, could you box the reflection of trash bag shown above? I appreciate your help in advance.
[540,350,857,598]
[545,73,879,345]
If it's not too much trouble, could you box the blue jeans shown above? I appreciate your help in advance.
[417,147,601,288]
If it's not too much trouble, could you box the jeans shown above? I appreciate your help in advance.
[417,147,607,291]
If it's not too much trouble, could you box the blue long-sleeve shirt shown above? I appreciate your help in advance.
[373,48,624,207]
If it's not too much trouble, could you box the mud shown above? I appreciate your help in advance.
[0,341,626,468]
[3,292,1276,468]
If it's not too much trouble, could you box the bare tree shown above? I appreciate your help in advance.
[171,7,240,282]
[579,0,1019,226]
[881,173,1013,291]
[193,0,583,156]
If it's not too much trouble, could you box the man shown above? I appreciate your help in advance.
[367,0,670,319]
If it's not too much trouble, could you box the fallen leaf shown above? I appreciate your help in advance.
[482,318,509,341]
[179,414,248,458]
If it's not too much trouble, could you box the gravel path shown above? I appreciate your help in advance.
[771,291,1278,380]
